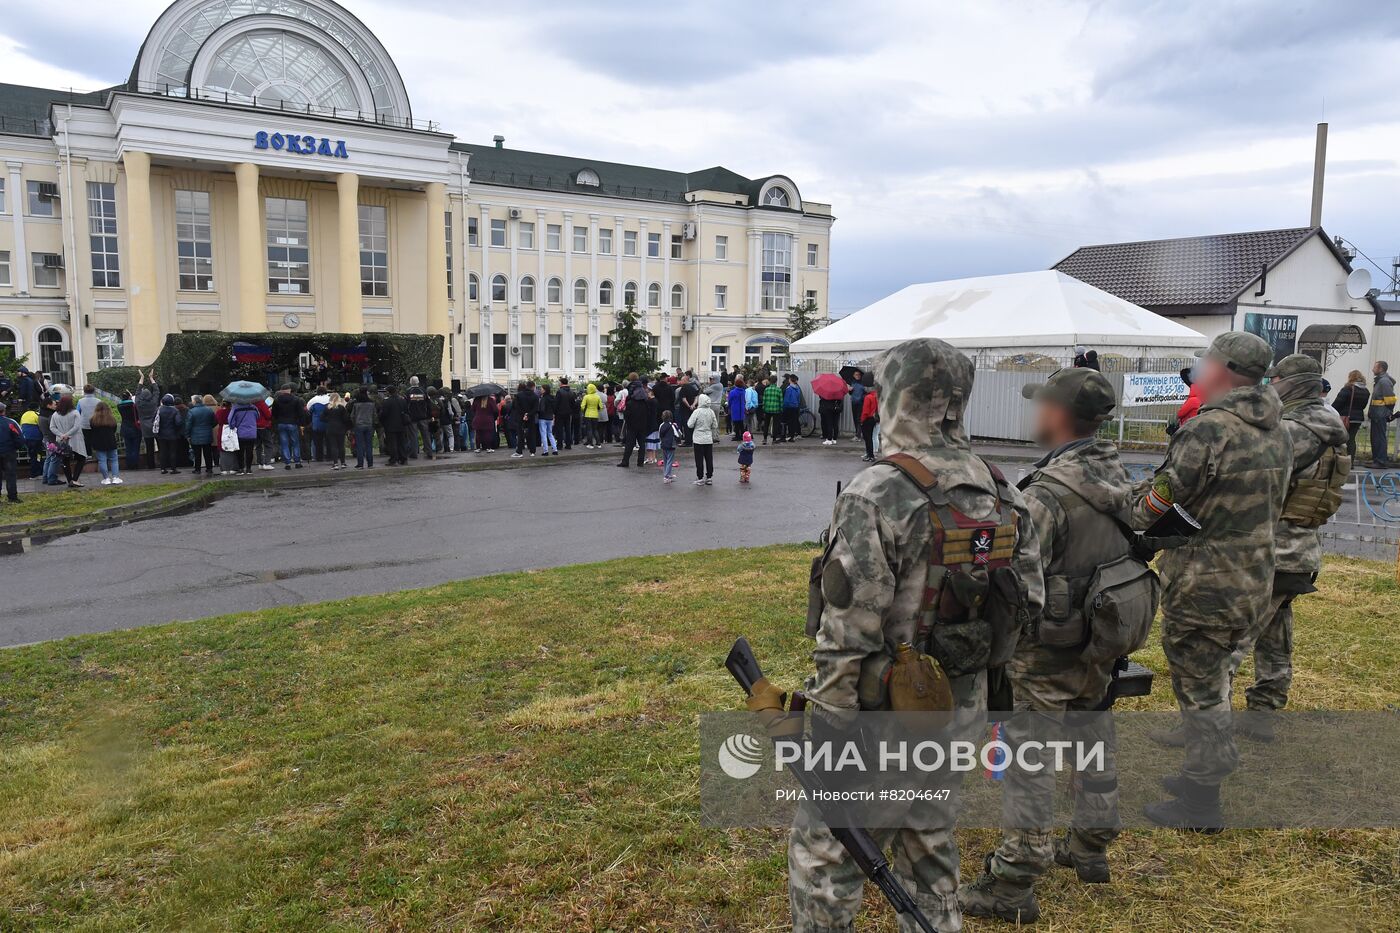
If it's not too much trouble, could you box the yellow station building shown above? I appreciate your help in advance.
[0,0,834,386]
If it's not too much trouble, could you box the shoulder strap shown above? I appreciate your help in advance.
[878,452,937,491]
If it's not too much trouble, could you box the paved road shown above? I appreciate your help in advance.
[3,445,1392,647]
[0,447,871,647]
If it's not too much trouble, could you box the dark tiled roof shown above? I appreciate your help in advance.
[1053,227,1320,310]
[0,83,112,137]
[451,142,781,207]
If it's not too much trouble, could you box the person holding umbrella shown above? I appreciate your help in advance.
[811,373,849,445]
[846,368,867,439]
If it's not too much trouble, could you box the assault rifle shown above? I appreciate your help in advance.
[725,638,938,933]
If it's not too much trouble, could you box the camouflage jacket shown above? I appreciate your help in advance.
[806,339,1044,711]
[1274,394,1347,574]
[1131,385,1291,631]
[1020,438,1133,579]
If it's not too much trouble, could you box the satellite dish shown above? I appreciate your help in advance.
[1346,268,1372,300]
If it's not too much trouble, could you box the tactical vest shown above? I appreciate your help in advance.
[1281,429,1351,529]
[876,453,1026,680]
[1021,473,1160,663]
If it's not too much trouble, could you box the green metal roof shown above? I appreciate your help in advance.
[0,83,113,137]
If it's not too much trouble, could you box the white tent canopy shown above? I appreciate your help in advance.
[792,270,1208,357]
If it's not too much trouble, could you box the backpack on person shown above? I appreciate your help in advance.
[1280,436,1351,529]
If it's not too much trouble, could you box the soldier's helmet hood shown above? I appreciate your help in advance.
[876,338,975,454]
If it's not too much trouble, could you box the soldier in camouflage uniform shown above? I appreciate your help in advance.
[1132,331,1292,830]
[790,337,1044,932]
[1229,354,1347,740]
[959,367,1130,923]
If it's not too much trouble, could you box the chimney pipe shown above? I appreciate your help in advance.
[1309,122,1327,228]
[493,134,505,149]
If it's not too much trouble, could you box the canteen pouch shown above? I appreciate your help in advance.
[1037,573,1087,649]
[886,642,954,713]
[1081,554,1160,666]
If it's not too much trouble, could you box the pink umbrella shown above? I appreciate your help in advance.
[811,373,849,401]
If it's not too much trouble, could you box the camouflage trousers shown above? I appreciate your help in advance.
[990,644,1120,887]
[1162,618,1247,786]
[1228,592,1295,712]
[788,671,986,933]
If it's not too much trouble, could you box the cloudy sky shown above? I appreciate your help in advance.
[3,0,1399,315]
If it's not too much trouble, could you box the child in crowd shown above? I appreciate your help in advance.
[659,410,681,484]
[737,431,755,484]
[645,424,660,465]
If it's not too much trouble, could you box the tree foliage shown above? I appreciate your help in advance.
[787,298,824,342]
[594,301,664,385]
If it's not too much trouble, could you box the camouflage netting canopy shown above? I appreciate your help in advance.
[89,332,443,396]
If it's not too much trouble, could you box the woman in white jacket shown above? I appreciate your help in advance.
[686,393,718,485]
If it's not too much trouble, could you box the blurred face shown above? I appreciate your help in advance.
[1032,400,1074,448]
[1193,357,1235,403]
[1375,362,1385,376]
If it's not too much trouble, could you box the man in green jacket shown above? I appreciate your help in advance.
[761,377,784,444]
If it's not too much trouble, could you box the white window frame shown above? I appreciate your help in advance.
[0,250,10,286]
[599,279,614,305]
[647,282,661,309]
[518,221,535,250]
[469,332,480,370]
[0,178,6,214]
[647,232,661,258]
[670,234,683,260]
[807,243,819,266]
[715,235,727,260]
[624,281,638,307]
[0,324,17,359]
[444,211,453,299]
[468,272,479,302]
[491,273,508,303]
[763,187,790,208]
[599,228,613,254]
[265,196,310,294]
[467,216,478,247]
[358,204,389,297]
[95,328,125,369]
[573,277,588,306]
[546,276,562,304]
[490,218,507,247]
[670,283,685,310]
[547,333,562,370]
[623,230,638,256]
[547,224,562,251]
[760,231,793,312]
[492,333,508,369]
[671,336,682,368]
[87,181,120,288]
[520,275,536,304]
[519,333,535,370]
[175,190,213,291]
[573,333,588,370]
[710,345,729,372]
[26,181,56,217]
[31,252,61,288]
[714,284,727,310]
[573,225,588,253]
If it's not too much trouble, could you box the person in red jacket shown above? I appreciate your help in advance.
[859,388,879,461]
[1176,367,1201,426]
[254,397,274,470]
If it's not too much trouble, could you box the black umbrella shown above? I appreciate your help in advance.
[838,365,872,385]
[466,382,505,398]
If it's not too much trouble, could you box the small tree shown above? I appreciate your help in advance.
[0,348,29,378]
[595,300,665,384]
[787,297,824,342]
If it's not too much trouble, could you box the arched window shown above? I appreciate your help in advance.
[491,273,508,303]
[763,187,790,208]
[468,273,479,302]
[37,327,67,382]
[599,279,613,306]
[547,276,562,304]
[0,326,18,362]
[647,282,661,309]
[520,275,536,304]
[573,278,588,306]
[671,283,685,310]
[575,168,600,187]
[623,281,638,308]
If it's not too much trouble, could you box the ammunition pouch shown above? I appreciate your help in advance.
[1037,573,1088,649]
[1281,444,1350,529]
[1080,554,1160,666]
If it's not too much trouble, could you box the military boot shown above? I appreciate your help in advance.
[1052,833,1110,883]
[1236,712,1277,743]
[957,857,1040,924]
[1144,778,1224,834]
[1148,722,1186,747]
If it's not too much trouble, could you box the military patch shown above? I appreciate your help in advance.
[1144,477,1174,516]
[971,528,994,565]
[821,559,854,609]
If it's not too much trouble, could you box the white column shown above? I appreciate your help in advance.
[661,220,673,366]
[589,309,600,370]
[479,204,492,379]
[510,309,521,379]
[8,161,30,293]
[613,214,624,312]
[508,207,519,311]
[535,208,546,300]
[747,229,762,316]
[562,210,574,316]
[638,219,649,320]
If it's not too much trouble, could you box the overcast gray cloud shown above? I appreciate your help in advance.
[1,0,1397,316]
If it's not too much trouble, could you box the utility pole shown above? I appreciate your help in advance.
[1309,122,1327,228]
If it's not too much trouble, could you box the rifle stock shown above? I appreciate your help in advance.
[724,638,936,933]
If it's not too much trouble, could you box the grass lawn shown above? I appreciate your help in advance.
[0,482,190,526]
[1,547,1398,931]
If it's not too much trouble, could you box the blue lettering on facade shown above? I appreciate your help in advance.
[253,130,350,160]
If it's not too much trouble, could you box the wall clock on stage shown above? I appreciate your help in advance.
[283,313,301,329]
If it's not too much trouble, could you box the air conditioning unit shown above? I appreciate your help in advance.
[682,222,697,240]
[54,350,74,364]
[41,253,64,269]
[37,181,60,200]
[509,208,522,220]
[682,315,694,332]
